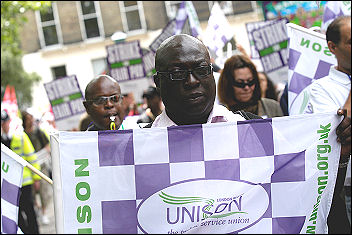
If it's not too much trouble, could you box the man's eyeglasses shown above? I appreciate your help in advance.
[156,64,213,81]
[232,79,256,88]
[86,94,122,106]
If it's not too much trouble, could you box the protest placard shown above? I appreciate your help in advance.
[251,18,289,73]
[245,19,275,59]
[106,40,146,82]
[142,51,155,78]
[286,23,336,115]
[44,75,86,130]
[51,112,341,234]
[149,20,176,53]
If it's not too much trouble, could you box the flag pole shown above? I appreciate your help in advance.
[26,163,53,185]
[1,143,53,185]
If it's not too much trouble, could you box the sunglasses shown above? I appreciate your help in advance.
[232,79,256,88]
[86,94,122,106]
[156,64,213,81]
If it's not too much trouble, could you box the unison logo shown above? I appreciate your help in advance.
[137,179,269,234]
[159,191,247,223]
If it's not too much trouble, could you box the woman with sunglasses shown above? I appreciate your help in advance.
[217,55,283,118]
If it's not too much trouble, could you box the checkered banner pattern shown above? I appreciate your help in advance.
[286,23,337,115]
[321,1,351,32]
[55,112,341,234]
[174,1,202,38]
[202,2,233,58]
[1,144,25,234]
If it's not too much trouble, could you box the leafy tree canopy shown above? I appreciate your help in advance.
[1,1,51,109]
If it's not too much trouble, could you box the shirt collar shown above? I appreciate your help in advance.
[330,66,351,85]
[152,104,245,127]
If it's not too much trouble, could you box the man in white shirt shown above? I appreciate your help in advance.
[304,16,351,233]
[151,34,250,128]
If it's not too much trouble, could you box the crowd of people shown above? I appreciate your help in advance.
[1,15,351,234]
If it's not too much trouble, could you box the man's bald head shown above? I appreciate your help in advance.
[155,34,210,71]
[83,74,124,130]
[153,34,215,126]
[85,75,117,100]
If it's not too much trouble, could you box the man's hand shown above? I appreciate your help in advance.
[337,109,351,158]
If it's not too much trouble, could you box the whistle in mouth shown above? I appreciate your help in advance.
[110,116,116,130]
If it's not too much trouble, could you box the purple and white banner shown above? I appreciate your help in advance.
[106,40,146,82]
[174,1,202,38]
[321,1,351,32]
[286,23,337,115]
[52,112,341,233]
[1,144,25,234]
[203,2,233,58]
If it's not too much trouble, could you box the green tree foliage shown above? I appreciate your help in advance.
[1,1,51,108]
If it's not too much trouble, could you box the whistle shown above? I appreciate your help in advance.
[110,116,116,130]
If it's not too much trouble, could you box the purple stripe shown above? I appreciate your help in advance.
[261,183,272,218]
[174,1,186,32]
[135,163,170,199]
[237,119,274,158]
[2,215,17,234]
[323,7,337,23]
[313,60,333,80]
[213,24,219,30]
[221,35,228,44]
[98,130,134,166]
[191,27,198,37]
[288,72,312,94]
[168,125,204,163]
[1,179,20,206]
[102,200,137,233]
[272,216,306,233]
[205,159,240,180]
[288,49,301,70]
[271,151,305,183]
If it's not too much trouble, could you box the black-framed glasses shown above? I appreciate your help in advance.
[232,79,256,88]
[156,64,213,81]
[86,94,123,106]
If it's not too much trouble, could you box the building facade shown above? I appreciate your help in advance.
[20,1,263,112]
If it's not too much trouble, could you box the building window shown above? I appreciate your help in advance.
[92,58,107,77]
[119,1,146,35]
[164,1,183,20]
[77,1,104,40]
[208,1,233,15]
[208,1,256,15]
[51,65,67,80]
[36,2,63,48]
[233,1,256,14]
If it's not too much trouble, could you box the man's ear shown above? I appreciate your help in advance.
[154,74,160,88]
[83,101,90,114]
[327,41,336,55]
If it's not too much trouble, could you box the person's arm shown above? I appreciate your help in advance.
[344,90,351,117]
[334,109,351,197]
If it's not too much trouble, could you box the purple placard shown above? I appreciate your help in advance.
[246,19,275,59]
[250,18,289,73]
[43,75,85,121]
[149,19,176,53]
[106,40,146,82]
